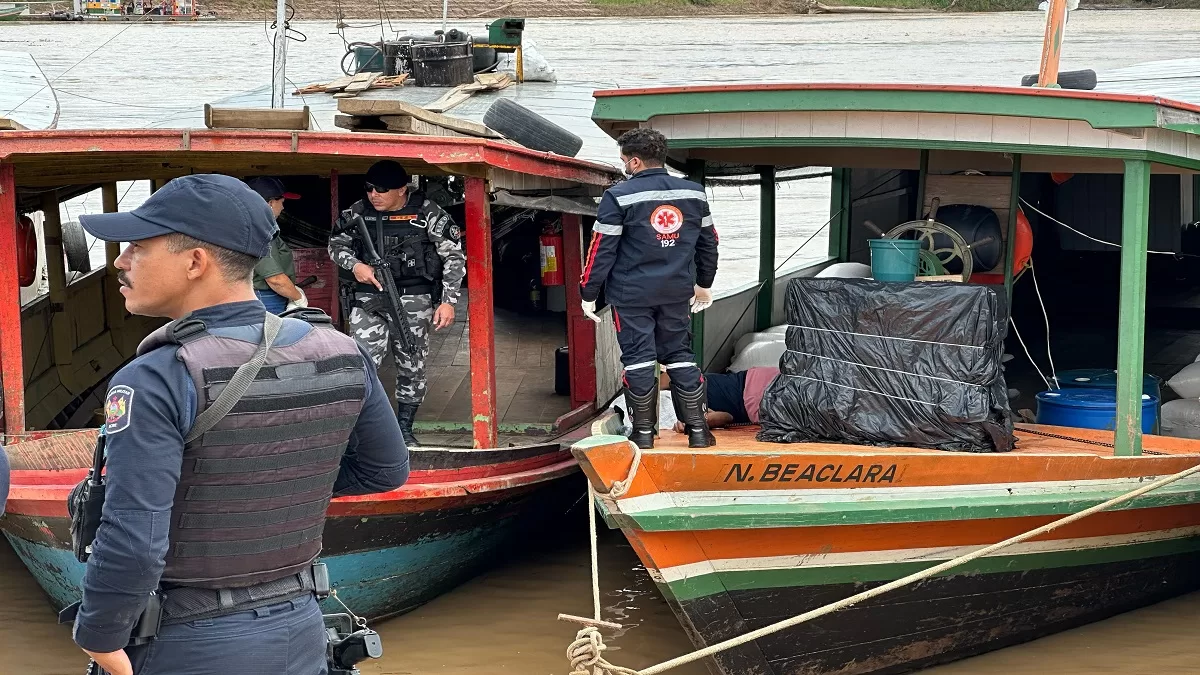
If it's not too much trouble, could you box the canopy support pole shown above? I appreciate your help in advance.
[1115,159,1151,457]
[756,165,776,331]
[0,163,25,435]
[562,212,596,409]
[102,183,127,354]
[687,159,707,369]
[465,176,499,449]
[1003,154,1023,301]
[915,150,929,220]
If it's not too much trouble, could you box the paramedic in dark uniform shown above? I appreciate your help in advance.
[72,174,409,675]
[580,128,719,449]
[328,160,466,448]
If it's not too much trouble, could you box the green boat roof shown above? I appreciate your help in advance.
[591,84,1200,174]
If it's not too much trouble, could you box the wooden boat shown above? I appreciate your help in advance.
[569,24,1200,675]
[0,127,620,619]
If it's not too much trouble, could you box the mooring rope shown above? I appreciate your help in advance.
[565,448,1200,675]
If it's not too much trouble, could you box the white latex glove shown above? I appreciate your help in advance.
[285,288,308,311]
[689,286,713,313]
[581,299,601,323]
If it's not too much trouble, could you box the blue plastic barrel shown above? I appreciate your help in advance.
[1055,368,1162,400]
[1035,389,1158,434]
[869,239,921,282]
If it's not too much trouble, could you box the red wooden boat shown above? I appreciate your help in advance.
[0,127,620,619]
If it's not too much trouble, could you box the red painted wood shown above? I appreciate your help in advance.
[328,169,340,324]
[0,163,24,435]
[0,131,617,187]
[560,213,596,409]
[465,176,498,449]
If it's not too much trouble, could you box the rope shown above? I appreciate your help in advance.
[573,454,1200,675]
[561,444,645,675]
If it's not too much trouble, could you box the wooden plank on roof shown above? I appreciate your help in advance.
[323,76,355,93]
[0,118,28,131]
[337,98,500,138]
[425,83,486,114]
[343,72,380,94]
[203,104,310,131]
[380,115,470,138]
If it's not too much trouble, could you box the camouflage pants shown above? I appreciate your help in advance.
[349,292,435,405]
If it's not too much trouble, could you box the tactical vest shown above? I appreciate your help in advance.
[344,193,442,295]
[138,313,367,589]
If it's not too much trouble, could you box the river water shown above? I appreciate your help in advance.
[3,11,1200,675]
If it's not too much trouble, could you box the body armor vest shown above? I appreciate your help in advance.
[345,193,442,295]
[139,314,367,589]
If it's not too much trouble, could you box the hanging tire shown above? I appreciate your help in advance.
[1020,69,1097,90]
[62,220,91,274]
[483,99,583,157]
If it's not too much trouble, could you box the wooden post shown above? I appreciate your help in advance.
[0,163,25,434]
[41,191,75,385]
[915,150,930,220]
[1003,155,1023,301]
[1115,159,1151,457]
[756,165,776,330]
[686,159,707,368]
[464,176,498,449]
[102,183,127,353]
[828,168,853,261]
[329,170,341,326]
[1036,0,1069,87]
[561,212,595,409]
[150,178,167,193]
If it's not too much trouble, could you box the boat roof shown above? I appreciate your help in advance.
[0,128,618,213]
[591,82,1200,175]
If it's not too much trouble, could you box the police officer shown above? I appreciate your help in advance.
[580,128,719,449]
[72,174,409,675]
[245,176,307,314]
[328,160,466,448]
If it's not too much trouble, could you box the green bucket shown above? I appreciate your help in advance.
[869,238,922,282]
[353,45,385,74]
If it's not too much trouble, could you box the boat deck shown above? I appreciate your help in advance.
[652,424,1200,457]
[372,302,575,448]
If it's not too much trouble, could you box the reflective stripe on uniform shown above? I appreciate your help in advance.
[624,360,657,371]
[615,189,708,207]
[701,215,714,228]
[593,222,624,236]
[664,362,697,369]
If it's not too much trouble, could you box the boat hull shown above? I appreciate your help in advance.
[1,430,585,620]
[574,426,1200,675]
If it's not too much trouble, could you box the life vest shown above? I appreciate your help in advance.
[343,193,444,295]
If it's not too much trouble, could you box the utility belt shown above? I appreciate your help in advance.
[351,280,435,296]
[59,562,331,642]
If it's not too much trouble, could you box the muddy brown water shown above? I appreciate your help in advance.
[3,11,1200,675]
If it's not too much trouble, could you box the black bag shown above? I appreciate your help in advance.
[756,278,1013,452]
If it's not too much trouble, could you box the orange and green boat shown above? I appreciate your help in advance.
[569,14,1200,675]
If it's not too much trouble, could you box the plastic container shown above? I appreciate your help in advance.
[869,239,922,282]
[353,44,385,73]
[1036,389,1158,434]
[410,42,473,87]
[555,346,569,396]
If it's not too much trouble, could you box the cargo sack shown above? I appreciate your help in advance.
[756,278,1014,452]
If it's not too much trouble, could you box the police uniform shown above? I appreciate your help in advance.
[73,175,409,675]
[328,178,465,447]
[580,167,719,448]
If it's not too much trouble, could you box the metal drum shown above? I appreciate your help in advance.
[410,42,473,87]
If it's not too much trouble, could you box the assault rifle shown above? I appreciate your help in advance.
[345,211,415,357]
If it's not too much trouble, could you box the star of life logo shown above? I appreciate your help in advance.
[650,205,684,235]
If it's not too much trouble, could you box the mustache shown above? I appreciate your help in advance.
[117,271,132,288]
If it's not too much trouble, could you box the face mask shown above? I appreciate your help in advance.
[622,159,637,178]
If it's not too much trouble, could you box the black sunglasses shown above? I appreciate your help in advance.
[364,182,395,194]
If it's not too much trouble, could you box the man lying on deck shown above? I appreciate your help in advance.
[661,366,780,433]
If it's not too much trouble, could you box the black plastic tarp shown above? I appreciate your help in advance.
[756,278,1014,452]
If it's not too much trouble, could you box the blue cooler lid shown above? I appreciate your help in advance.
[1036,389,1157,409]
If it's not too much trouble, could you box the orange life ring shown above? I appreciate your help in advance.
[16,215,38,288]
[1012,207,1033,276]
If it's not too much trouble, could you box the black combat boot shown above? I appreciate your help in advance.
[623,388,658,450]
[396,402,420,448]
[671,382,716,448]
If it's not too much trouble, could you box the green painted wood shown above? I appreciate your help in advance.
[757,165,776,330]
[1116,159,1151,457]
[1004,154,1023,300]
[827,169,852,260]
[592,88,1174,133]
[1193,175,1200,220]
[687,159,707,368]
[915,149,929,220]
[662,137,1200,173]
[655,535,1200,601]
[617,483,1200,531]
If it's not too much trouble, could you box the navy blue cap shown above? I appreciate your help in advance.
[244,176,301,201]
[79,174,277,258]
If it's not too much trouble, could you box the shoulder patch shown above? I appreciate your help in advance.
[446,222,462,241]
[429,213,450,237]
[104,385,135,434]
